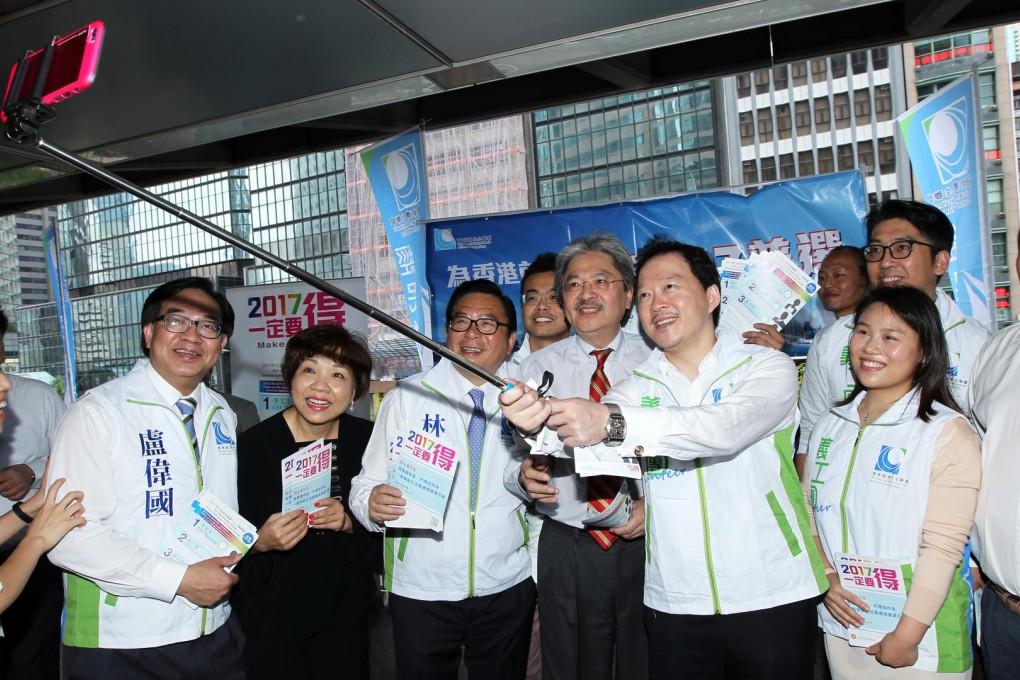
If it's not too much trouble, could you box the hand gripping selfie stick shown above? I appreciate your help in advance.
[1,30,510,390]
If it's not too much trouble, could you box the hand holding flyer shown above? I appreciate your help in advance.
[719,251,818,335]
[158,490,258,566]
[281,439,333,513]
[385,429,460,532]
[834,553,908,647]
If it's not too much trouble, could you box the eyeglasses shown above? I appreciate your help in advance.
[447,316,510,335]
[861,240,935,262]
[156,314,224,339]
[522,292,560,306]
[563,278,624,294]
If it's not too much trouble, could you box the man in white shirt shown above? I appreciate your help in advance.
[0,308,67,679]
[969,240,1020,679]
[501,236,825,680]
[506,231,651,680]
[47,278,244,679]
[351,279,534,680]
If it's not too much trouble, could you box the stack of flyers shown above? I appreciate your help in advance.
[582,480,633,529]
[385,428,460,532]
[718,251,818,335]
[158,490,258,567]
[833,553,908,647]
[281,439,333,513]
[573,445,641,479]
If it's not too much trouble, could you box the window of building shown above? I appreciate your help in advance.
[992,230,1009,271]
[875,84,892,122]
[795,101,811,135]
[798,150,814,176]
[878,137,895,174]
[982,125,1000,158]
[814,97,831,133]
[779,153,796,179]
[817,147,834,174]
[987,178,1003,215]
[851,50,869,74]
[853,90,871,123]
[791,61,808,87]
[736,74,751,98]
[743,160,758,184]
[857,142,875,172]
[758,113,773,142]
[837,144,855,171]
[773,65,788,90]
[754,69,770,90]
[833,93,851,129]
[776,104,792,139]
[810,58,827,82]
[761,156,777,182]
[830,55,847,79]
[871,47,888,70]
[979,72,996,108]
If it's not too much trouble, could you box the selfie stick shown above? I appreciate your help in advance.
[3,115,508,390]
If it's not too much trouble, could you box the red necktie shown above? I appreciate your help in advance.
[587,348,621,550]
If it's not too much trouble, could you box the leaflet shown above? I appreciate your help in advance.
[573,444,642,479]
[718,251,818,335]
[385,429,460,532]
[158,490,258,566]
[833,552,907,647]
[281,439,333,513]
[582,479,633,529]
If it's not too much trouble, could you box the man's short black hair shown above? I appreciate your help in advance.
[635,235,722,326]
[521,253,558,291]
[140,277,235,356]
[446,279,517,331]
[866,199,954,258]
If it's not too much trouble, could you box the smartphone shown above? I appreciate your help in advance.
[1,20,105,120]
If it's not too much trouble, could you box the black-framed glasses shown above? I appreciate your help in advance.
[156,314,224,339]
[862,240,935,262]
[447,316,510,335]
[563,278,624,294]
[522,292,560,306]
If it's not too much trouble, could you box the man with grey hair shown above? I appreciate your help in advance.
[505,230,651,680]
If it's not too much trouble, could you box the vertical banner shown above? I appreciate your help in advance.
[897,73,993,325]
[43,225,77,402]
[225,279,370,422]
[426,172,868,345]
[360,127,431,365]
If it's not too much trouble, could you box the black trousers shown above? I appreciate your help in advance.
[644,596,818,680]
[537,518,648,680]
[61,614,245,680]
[388,578,536,680]
[0,555,62,680]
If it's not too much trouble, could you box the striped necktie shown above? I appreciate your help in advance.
[467,388,486,509]
[175,397,199,460]
[587,348,621,550]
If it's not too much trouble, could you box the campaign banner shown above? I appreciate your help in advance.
[43,224,77,402]
[897,73,993,325]
[225,279,369,422]
[361,128,431,364]
[425,171,868,344]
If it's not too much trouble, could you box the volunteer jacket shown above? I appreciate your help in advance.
[350,359,531,601]
[934,289,989,416]
[806,390,972,673]
[48,360,239,649]
[603,329,827,615]
[797,314,855,456]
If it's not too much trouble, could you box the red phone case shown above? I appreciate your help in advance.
[1,20,105,121]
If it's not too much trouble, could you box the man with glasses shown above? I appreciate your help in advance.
[351,279,535,680]
[506,252,570,380]
[47,277,245,679]
[862,199,988,413]
[505,231,651,680]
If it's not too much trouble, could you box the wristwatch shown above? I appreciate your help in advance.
[602,403,626,447]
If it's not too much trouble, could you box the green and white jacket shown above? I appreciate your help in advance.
[604,329,827,615]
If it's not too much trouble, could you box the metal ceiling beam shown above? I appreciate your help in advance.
[903,0,973,35]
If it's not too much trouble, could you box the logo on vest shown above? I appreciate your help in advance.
[871,445,909,489]
[641,396,660,408]
[213,422,237,455]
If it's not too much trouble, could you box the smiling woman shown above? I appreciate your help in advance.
[232,324,378,679]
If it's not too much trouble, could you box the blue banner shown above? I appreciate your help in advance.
[426,171,868,344]
[43,225,77,402]
[897,73,993,325]
[360,128,431,360]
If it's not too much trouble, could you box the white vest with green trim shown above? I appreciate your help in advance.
[807,390,972,673]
